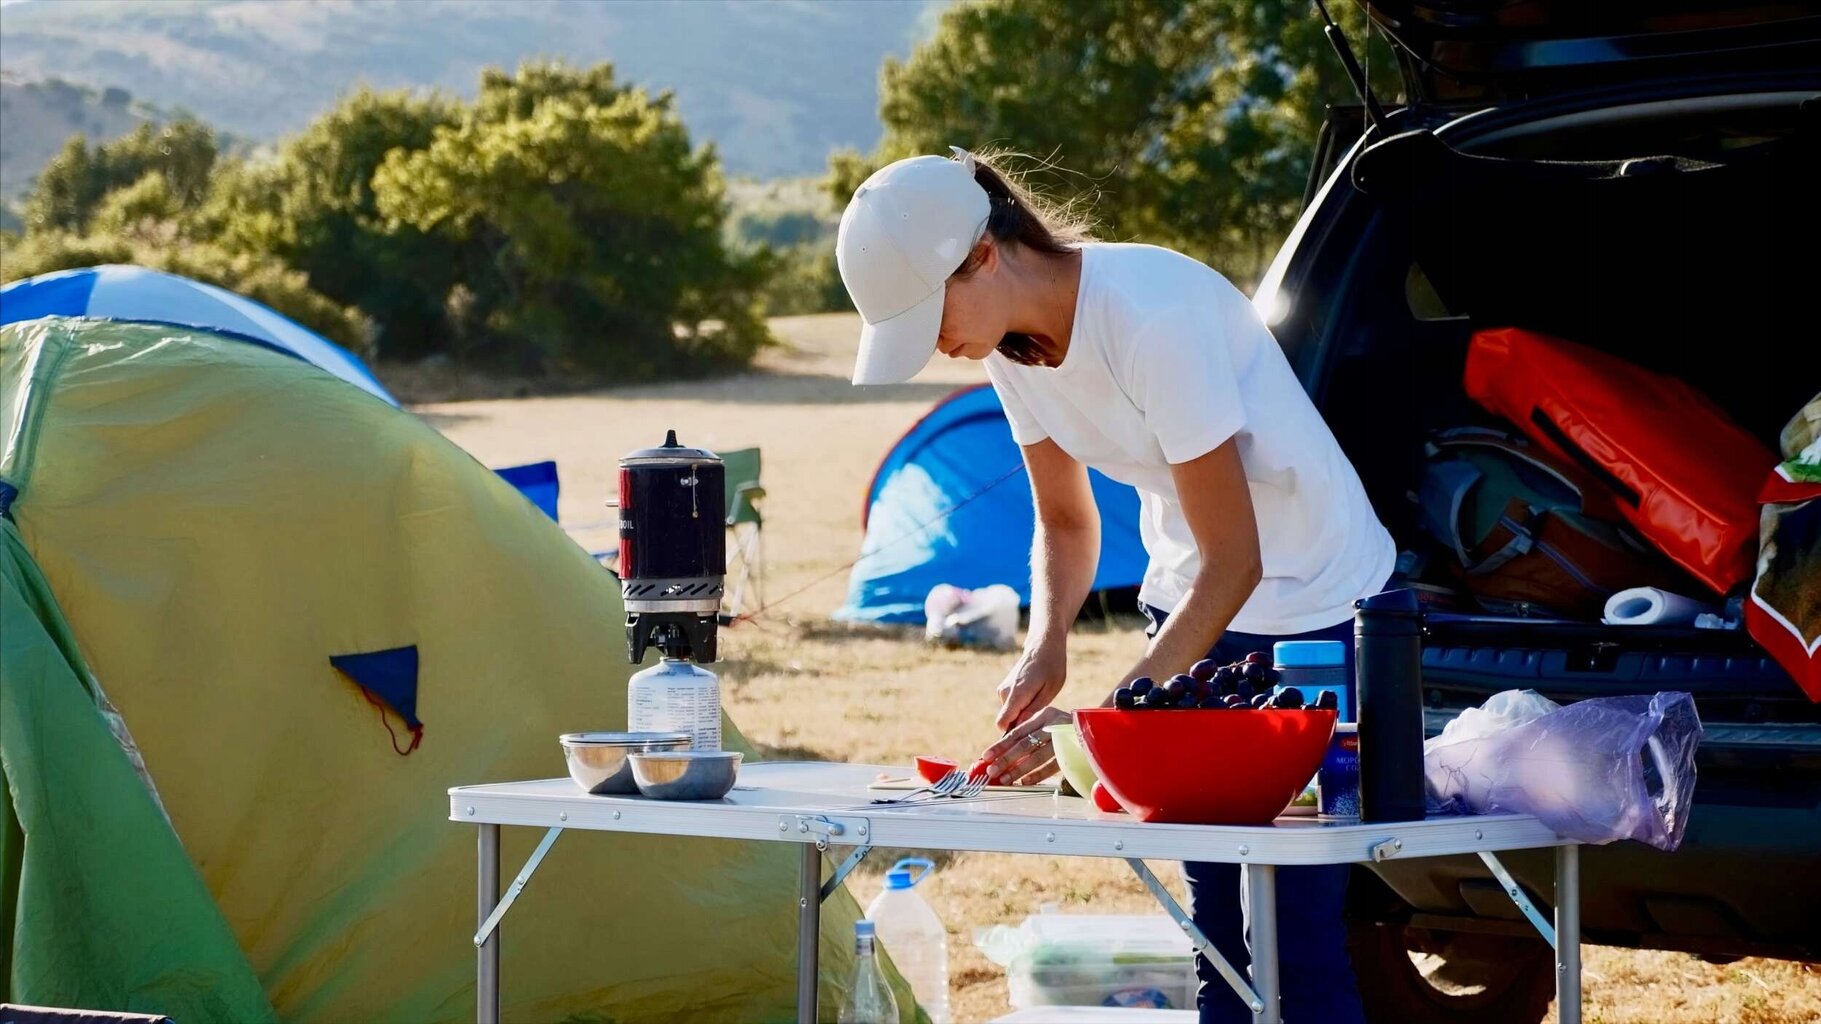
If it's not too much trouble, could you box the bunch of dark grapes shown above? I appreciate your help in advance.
[1112,651,1340,712]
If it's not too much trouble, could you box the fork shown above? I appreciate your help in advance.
[871,769,993,804]
[872,768,965,804]
[947,773,990,800]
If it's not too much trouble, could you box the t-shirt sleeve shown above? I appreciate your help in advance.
[1125,303,1247,464]
[984,358,1050,446]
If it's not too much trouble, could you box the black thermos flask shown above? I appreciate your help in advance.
[1355,588,1427,823]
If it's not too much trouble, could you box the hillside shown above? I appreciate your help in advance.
[0,0,936,186]
[0,74,167,200]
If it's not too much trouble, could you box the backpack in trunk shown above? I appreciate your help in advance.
[1416,427,1693,619]
[1465,327,1778,593]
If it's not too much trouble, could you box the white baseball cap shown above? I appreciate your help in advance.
[837,150,991,385]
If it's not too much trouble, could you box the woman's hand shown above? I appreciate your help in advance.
[996,643,1067,732]
[977,705,1071,785]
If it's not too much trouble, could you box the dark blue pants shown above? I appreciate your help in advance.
[1142,607,1368,1024]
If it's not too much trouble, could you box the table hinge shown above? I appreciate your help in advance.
[1370,837,1405,861]
[782,814,871,851]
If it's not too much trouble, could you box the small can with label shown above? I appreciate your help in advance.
[1317,723,1360,819]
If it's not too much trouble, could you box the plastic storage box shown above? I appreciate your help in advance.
[1274,640,1352,721]
[980,911,1198,1011]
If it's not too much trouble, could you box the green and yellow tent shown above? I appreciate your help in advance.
[0,318,912,1021]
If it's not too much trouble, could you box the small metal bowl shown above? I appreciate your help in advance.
[629,751,744,800]
[561,732,691,794]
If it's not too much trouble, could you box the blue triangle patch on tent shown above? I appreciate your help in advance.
[331,645,423,754]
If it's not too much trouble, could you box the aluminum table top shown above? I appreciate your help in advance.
[450,761,1568,866]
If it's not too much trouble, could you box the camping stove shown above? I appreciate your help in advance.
[619,430,724,664]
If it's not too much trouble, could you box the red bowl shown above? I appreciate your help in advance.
[1075,707,1338,824]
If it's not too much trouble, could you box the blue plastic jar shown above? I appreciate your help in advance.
[1273,640,1351,722]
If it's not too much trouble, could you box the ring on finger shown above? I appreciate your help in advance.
[1026,732,1045,749]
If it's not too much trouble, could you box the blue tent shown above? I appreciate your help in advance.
[0,265,396,406]
[836,384,1147,624]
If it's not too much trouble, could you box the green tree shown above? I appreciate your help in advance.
[88,171,185,238]
[24,118,218,233]
[724,177,850,316]
[0,228,372,355]
[373,62,768,377]
[751,243,851,318]
[835,0,1390,284]
[203,87,459,359]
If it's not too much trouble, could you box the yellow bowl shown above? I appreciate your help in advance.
[1045,722,1099,798]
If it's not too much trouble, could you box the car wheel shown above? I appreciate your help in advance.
[1349,923,1556,1024]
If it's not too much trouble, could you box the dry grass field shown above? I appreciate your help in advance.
[411,313,1820,1024]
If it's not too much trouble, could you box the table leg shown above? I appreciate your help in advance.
[478,823,500,1024]
[1126,859,1262,1015]
[1556,845,1582,1024]
[1247,864,1282,1024]
[797,843,820,1024]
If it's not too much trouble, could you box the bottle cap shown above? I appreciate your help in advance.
[1355,587,1423,635]
[884,857,932,889]
[855,920,875,938]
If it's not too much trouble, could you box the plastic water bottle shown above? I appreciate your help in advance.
[627,657,720,752]
[838,920,900,1024]
[864,858,949,1023]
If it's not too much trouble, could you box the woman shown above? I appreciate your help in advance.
[837,148,1393,1024]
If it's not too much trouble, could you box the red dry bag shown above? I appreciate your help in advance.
[1465,327,1777,594]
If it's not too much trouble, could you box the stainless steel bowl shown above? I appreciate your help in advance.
[629,751,744,800]
[561,731,691,794]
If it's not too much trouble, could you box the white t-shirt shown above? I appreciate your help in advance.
[984,242,1394,635]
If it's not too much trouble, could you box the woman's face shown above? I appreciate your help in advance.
[935,241,1007,362]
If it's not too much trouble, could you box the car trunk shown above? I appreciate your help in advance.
[1355,0,1821,109]
[1319,89,1819,580]
[1304,88,1821,957]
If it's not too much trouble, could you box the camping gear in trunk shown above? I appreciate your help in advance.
[1466,328,1779,594]
[1416,426,1696,618]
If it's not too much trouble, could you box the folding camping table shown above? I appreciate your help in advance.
[450,762,1583,1024]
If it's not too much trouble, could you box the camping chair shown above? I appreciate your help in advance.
[493,460,618,566]
[721,447,764,617]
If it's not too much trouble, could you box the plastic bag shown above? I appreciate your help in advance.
[923,583,1019,649]
[1425,690,1561,814]
[1424,689,1704,851]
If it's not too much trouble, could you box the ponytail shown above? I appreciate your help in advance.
[950,149,1096,365]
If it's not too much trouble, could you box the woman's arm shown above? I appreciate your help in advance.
[994,437,1100,732]
[977,437,1260,785]
[1122,436,1262,684]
